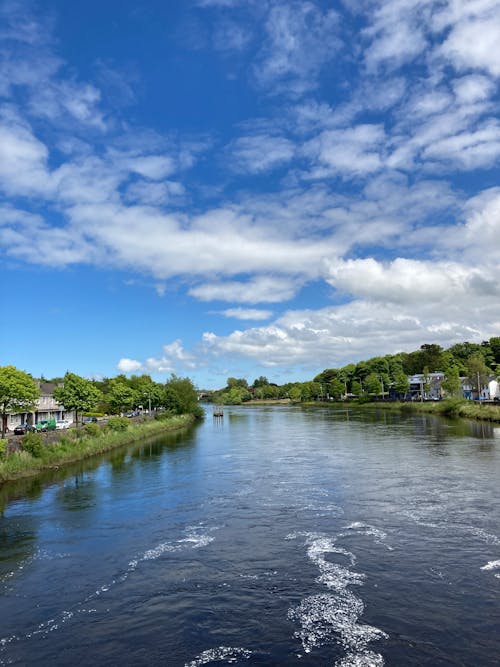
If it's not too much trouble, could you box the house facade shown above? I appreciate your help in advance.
[6,381,74,431]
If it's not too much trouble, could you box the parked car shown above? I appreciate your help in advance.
[13,424,30,435]
[82,417,98,425]
[34,419,56,432]
[55,419,72,430]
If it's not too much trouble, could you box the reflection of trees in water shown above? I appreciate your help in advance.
[0,512,37,583]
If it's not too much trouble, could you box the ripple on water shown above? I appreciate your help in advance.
[184,646,252,666]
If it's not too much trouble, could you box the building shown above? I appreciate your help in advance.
[6,381,74,431]
[407,372,445,401]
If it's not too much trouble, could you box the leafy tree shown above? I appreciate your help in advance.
[393,370,410,397]
[489,337,500,365]
[351,380,362,396]
[466,353,491,397]
[0,366,40,437]
[108,380,136,415]
[53,373,101,426]
[164,375,204,417]
[252,376,269,388]
[364,373,382,395]
[329,379,345,400]
[226,377,248,389]
[441,367,461,397]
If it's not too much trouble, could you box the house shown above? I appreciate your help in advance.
[407,372,445,400]
[6,381,75,431]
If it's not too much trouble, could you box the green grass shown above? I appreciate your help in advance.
[356,399,500,423]
[0,414,196,485]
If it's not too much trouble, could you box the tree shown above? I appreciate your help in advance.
[108,380,136,415]
[466,353,490,398]
[163,375,204,418]
[53,373,101,426]
[393,370,410,397]
[0,366,40,437]
[441,367,461,397]
[329,379,345,400]
[252,376,269,388]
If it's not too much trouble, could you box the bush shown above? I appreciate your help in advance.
[155,410,175,421]
[83,422,101,437]
[440,398,467,417]
[0,439,7,459]
[107,416,129,431]
[22,431,44,458]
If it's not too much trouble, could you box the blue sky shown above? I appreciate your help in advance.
[1,0,500,389]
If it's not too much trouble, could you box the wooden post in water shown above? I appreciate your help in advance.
[213,405,224,418]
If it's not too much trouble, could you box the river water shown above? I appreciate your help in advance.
[1,405,499,666]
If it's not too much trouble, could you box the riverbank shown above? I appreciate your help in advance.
[0,414,197,485]
[303,398,500,423]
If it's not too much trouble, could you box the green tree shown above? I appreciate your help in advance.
[108,380,136,415]
[252,376,269,388]
[0,366,40,437]
[53,372,101,426]
[393,370,410,397]
[164,375,204,417]
[441,367,461,397]
[364,372,382,395]
[329,379,345,400]
[466,353,490,398]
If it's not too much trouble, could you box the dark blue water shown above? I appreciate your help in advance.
[1,406,499,666]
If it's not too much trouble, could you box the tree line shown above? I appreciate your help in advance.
[208,338,500,404]
[0,369,203,437]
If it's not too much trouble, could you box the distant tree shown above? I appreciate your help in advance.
[466,353,491,397]
[364,373,382,395]
[226,377,248,390]
[252,376,269,388]
[0,366,40,437]
[489,337,500,365]
[351,380,362,396]
[329,379,345,400]
[393,370,410,397]
[441,367,461,397]
[53,373,101,426]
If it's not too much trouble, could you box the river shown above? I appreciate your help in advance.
[1,405,499,666]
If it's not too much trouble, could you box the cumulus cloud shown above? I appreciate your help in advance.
[189,276,300,303]
[117,340,197,375]
[217,307,273,320]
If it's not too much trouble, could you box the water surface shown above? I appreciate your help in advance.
[1,406,499,666]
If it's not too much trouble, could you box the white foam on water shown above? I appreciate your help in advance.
[184,646,252,666]
[469,527,500,546]
[480,560,500,571]
[337,649,385,666]
[288,527,388,664]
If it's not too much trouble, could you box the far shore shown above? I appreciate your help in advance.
[231,398,500,423]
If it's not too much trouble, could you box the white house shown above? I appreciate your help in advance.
[6,381,75,431]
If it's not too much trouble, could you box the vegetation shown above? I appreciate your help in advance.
[0,413,196,484]
[0,366,39,437]
[54,373,101,426]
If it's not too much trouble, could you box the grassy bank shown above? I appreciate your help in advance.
[0,414,196,485]
[307,398,500,423]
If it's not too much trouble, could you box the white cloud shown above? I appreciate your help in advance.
[254,1,341,95]
[117,358,143,373]
[227,133,295,172]
[217,307,273,320]
[189,276,300,303]
[118,340,198,375]
[440,12,500,77]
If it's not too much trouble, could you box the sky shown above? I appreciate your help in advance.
[1,0,500,389]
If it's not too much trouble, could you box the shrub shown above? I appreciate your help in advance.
[83,422,101,437]
[155,410,175,421]
[107,416,129,431]
[22,431,44,458]
[0,439,7,459]
[440,398,467,417]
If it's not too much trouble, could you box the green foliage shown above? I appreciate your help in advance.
[440,398,467,417]
[83,422,101,437]
[22,431,44,458]
[108,380,136,414]
[0,366,40,436]
[154,410,175,421]
[54,373,101,423]
[0,440,7,459]
[164,375,204,418]
[441,366,461,397]
[107,416,129,431]
[252,376,269,388]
